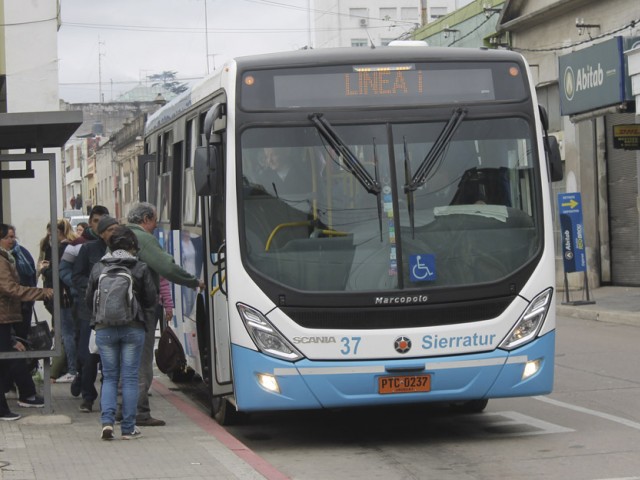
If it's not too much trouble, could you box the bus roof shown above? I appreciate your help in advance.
[234,46,524,71]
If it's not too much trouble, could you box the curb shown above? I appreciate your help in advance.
[556,305,640,327]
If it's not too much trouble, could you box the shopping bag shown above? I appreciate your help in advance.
[27,319,53,351]
[89,329,99,354]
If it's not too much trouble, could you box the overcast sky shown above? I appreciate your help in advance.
[58,0,310,103]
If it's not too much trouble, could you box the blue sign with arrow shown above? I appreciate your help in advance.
[558,192,586,273]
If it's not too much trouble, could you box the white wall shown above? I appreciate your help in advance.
[3,0,62,261]
[312,0,474,48]
[314,0,422,49]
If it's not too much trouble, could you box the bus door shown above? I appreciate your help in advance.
[194,105,233,398]
[209,242,232,395]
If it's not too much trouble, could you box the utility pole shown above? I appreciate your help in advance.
[204,0,210,74]
[98,38,105,103]
[307,0,312,48]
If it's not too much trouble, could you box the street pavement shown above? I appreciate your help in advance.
[0,375,282,480]
[1,286,638,480]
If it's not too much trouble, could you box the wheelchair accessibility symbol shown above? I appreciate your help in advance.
[409,254,436,282]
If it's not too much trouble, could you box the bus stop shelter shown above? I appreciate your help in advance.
[0,110,83,413]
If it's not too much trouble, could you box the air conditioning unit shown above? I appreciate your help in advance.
[359,18,368,27]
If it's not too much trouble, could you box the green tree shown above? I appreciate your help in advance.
[147,71,188,95]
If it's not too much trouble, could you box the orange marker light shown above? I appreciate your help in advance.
[244,75,255,86]
[509,66,519,77]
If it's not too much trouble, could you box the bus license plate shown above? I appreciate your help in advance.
[378,375,431,394]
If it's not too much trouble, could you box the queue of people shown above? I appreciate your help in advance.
[1,203,203,439]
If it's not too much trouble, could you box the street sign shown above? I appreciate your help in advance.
[558,192,586,273]
[612,124,640,150]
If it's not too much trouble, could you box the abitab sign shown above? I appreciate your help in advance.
[559,36,637,116]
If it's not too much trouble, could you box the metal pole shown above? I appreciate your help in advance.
[204,0,210,74]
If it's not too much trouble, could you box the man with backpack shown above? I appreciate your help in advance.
[86,226,157,440]
[126,202,205,427]
[70,211,117,412]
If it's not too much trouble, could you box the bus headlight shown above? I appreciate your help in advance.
[499,288,553,351]
[237,303,303,361]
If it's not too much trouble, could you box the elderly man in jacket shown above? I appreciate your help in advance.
[126,202,204,426]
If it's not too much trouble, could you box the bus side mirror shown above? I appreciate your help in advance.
[546,135,563,182]
[194,146,220,196]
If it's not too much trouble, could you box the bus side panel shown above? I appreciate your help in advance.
[231,331,554,412]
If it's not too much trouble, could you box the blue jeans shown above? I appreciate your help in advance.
[60,307,77,375]
[95,326,145,435]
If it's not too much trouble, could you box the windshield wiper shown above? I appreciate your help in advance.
[403,136,416,238]
[309,114,381,195]
[404,107,467,193]
[372,138,383,241]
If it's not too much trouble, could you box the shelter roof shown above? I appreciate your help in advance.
[0,111,83,151]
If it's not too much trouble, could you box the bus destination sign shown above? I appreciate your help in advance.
[273,65,496,108]
[240,62,527,110]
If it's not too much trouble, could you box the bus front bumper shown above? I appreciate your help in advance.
[231,331,555,412]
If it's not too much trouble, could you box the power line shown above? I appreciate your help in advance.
[448,11,497,47]
[61,21,395,34]
[60,76,204,87]
[512,19,638,52]
[244,0,418,26]
[0,15,57,27]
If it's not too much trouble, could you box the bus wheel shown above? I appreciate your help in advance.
[449,399,488,414]
[211,396,241,425]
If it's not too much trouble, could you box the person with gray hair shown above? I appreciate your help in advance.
[126,202,156,226]
[126,202,205,427]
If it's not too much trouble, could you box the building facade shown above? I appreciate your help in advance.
[498,0,640,288]
[0,0,63,257]
[60,97,164,220]
[312,0,474,48]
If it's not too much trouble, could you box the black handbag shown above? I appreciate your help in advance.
[26,310,53,351]
[154,327,186,374]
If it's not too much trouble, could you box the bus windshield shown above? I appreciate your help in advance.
[240,116,540,292]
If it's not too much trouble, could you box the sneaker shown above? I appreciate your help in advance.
[56,373,76,383]
[70,375,81,397]
[0,411,22,421]
[136,416,165,427]
[18,395,44,408]
[121,426,143,440]
[101,425,114,441]
[79,400,93,412]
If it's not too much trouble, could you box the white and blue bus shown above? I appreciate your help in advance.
[142,45,563,424]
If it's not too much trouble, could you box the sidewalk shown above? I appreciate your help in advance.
[556,285,640,327]
[0,375,282,480]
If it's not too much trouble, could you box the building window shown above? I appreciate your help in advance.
[349,8,368,19]
[430,7,447,20]
[401,7,419,21]
[351,39,368,47]
[380,7,396,21]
